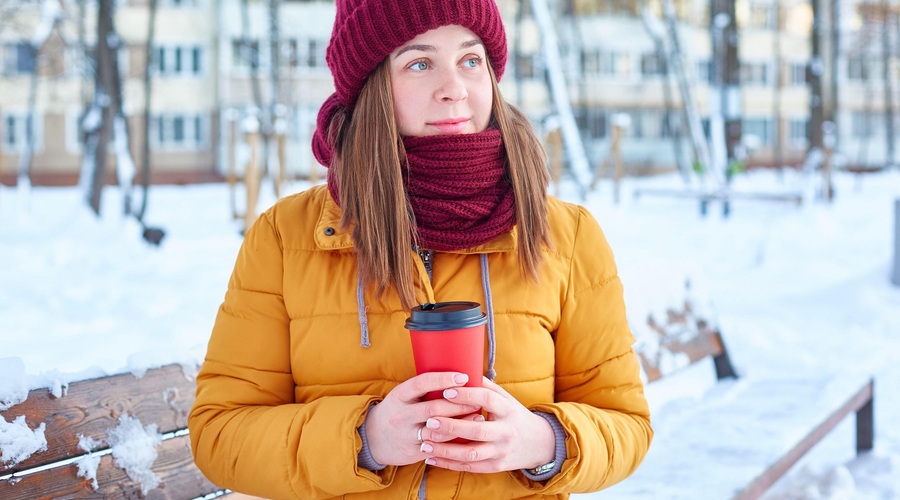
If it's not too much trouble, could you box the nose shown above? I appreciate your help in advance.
[436,69,467,103]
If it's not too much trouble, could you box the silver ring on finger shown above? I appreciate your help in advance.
[417,426,424,444]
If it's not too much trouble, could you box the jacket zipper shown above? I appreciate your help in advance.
[418,248,434,283]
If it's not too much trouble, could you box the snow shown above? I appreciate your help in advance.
[1,168,899,498]
[107,415,162,495]
[75,434,103,491]
[0,416,46,468]
[31,0,62,48]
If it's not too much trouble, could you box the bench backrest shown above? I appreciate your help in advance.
[635,300,738,384]
[0,363,225,499]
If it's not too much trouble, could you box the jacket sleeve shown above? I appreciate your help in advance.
[188,210,396,499]
[524,206,653,494]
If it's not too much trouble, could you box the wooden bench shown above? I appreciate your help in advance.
[0,363,256,499]
[599,301,875,499]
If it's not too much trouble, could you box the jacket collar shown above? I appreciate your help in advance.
[314,190,517,254]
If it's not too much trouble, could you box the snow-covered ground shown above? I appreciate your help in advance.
[1,168,899,498]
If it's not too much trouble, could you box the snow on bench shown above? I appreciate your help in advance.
[0,363,236,499]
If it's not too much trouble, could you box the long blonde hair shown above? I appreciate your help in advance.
[329,59,550,310]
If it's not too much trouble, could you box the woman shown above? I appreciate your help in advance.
[188,0,652,498]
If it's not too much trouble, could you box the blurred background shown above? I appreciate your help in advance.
[0,0,897,229]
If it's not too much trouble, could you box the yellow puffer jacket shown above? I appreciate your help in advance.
[189,184,652,499]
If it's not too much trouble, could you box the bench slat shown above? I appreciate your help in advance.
[606,375,874,499]
[0,435,222,500]
[639,329,731,383]
[0,364,197,475]
[733,379,874,500]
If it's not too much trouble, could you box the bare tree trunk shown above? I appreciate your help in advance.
[19,0,63,190]
[710,0,741,181]
[883,0,896,168]
[19,43,39,189]
[829,0,840,151]
[642,3,689,180]
[241,0,269,167]
[268,0,282,197]
[808,0,825,155]
[138,0,158,221]
[85,0,127,215]
[772,2,784,171]
[85,0,114,214]
[513,0,525,107]
[660,0,716,187]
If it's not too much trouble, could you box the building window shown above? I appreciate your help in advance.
[305,39,326,68]
[515,53,541,80]
[743,117,771,145]
[847,58,871,81]
[748,3,776,29]
[2,41,36,75]
[790,118,808,147]
[661,111,679,138]
[852,112,877,138]
[588,0,638,16]
[696,60,712,84]
[581,49,617,76]
[155,44,204,76]
[232,39,259,68]
[641,53,665,76]
[151,113,207,150]
[576,107,608,139]
[2,113,42,152]
[740,62,769,85]
[790,62,806,85]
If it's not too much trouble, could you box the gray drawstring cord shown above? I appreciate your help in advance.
[480,254,497,381]
[357,267,370,347]
[417,468,428,499]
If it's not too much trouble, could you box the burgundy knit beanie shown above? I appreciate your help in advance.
[312,0,508,166]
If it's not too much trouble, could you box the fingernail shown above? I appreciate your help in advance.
[426,418,440,429]
[420,443,433,453]
[474,414,485,422]
[453,373,468,384]
[425,458,437,466]
[443,388,458,399]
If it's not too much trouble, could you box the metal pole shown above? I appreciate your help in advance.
[892,198,900,286]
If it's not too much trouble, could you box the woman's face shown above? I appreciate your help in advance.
[388,24,493,137]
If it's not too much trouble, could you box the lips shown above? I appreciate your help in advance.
[429,118,468,126]
[428,118,470,134]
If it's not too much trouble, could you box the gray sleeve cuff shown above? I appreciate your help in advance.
[521,411,566,482]
[357,420,387,471]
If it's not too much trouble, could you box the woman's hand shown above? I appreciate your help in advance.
[364,372,482,466]
[417,378,556,473]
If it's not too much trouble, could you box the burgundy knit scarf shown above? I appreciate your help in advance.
[403,129,515,250]
[327,129,516,251]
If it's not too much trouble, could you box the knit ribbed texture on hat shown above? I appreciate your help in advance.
[327,0,507,109]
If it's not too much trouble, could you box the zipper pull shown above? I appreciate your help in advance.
[418,248,434,283]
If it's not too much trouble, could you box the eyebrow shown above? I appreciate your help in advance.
[394,39,484,59]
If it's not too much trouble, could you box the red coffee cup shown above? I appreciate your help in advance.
[405,301,487,401]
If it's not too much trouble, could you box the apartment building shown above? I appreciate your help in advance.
[0,0,896,186]
[0,0,219,184]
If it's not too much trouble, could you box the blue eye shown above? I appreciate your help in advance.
[463,56,482,68]
[410,61,429,71]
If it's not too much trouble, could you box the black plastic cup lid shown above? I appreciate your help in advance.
[405,301,487,331]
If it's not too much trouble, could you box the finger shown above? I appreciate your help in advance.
[416,399,482,422]
[425,438,496,464]
[422,416,495,444]
[393,372,470,403]
[441,386,509,418]
[424,456,502,474]
[419,413,486,443]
